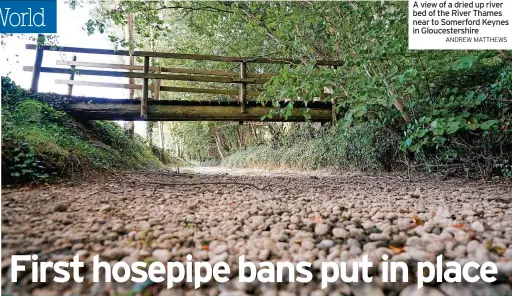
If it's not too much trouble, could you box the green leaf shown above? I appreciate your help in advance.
[480,120,499,130]
[390,65,398,75]
[451,54,478,70]
[476,93,486,103]
[433,128,445,136]
[446,122,460,134]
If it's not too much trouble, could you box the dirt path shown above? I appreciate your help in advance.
[2,169,512,295]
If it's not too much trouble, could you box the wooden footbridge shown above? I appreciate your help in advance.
[24,38,343,123]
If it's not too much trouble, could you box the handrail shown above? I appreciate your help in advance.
[54,80,262,97]
[26,44,344,66]
[23,66,269,84]
[55,60,275,78]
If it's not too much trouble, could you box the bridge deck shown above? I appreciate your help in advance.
[63,97,333,122]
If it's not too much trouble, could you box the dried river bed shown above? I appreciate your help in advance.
[1,168,512,295]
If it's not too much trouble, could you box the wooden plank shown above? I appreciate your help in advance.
[56,60,273,78]
[24,66,268,84]
[55,79,262,97]
[65,99,333,122]
[142,56,150,118]
[157,86,261,97]
[26,44,344,66]
[56,79,141,90]
[56,60,144,71]
[30,34,45,92]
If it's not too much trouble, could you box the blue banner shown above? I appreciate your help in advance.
[0,0,57,33]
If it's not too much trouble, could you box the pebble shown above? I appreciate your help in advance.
[302,239,315,250]
[396,218,414,231]
[426,241,445,254]
[332,228,348,238]
[112,223,126,233]
[213,244,229,255]
[470,221,485,232]
[404,247,435,262]
[52,202,68,212]
[318,239,334,249]
[369,233,390,241]
[101,205,112,212]
[152,249,172,262]
[315,223,330,236]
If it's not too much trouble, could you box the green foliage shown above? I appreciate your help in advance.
[80,1,511,177]
[261,64,339,120]
[223,123,400,172]
[167,122,215,161]
[1,77,161,185]
[6,142,50,181]
[402,64,511,177]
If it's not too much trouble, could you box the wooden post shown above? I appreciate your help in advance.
[320,88,325,101]
[239,62,247,114]
[141,56,150,118]
[67,56,77,96]
[30,34,45,92]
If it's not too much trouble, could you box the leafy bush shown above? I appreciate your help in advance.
[402,63,512,177]
[259,54,511,177]
[1,77,161,185]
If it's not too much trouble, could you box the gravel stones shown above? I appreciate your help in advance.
[2,169,511,295]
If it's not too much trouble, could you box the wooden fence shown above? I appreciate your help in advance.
[24,35,343,122]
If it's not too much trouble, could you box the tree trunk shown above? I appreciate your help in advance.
[125,13,135,138]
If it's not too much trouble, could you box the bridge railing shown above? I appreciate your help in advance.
[24,35,343,121]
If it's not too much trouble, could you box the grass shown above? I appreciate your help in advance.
[221,123,402,172]
[1,76,162,185]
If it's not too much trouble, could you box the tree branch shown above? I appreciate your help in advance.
[155,4,233,14]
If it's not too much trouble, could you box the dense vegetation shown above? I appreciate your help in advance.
[1,77,162,185]
[221,123,400,172]
[27,2,512,177]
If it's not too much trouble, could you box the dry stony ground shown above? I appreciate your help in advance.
[1,169,512,296]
